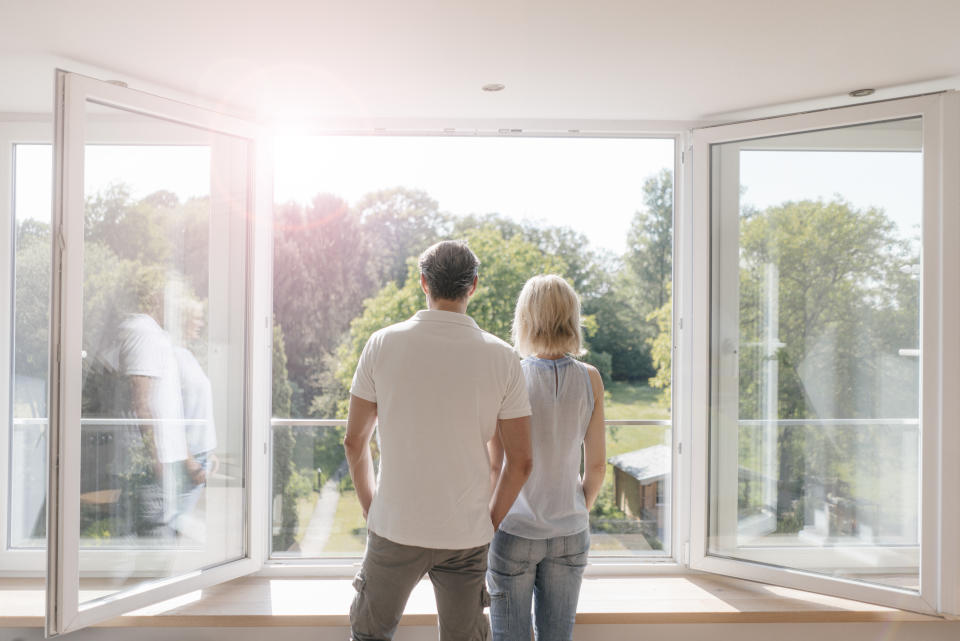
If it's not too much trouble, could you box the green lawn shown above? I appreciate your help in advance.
[317,382,672,556]
[603,380,670,421]
[604,380,671,456]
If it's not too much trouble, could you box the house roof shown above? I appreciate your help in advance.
[609,444,670,484]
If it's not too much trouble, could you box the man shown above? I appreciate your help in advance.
[344,240,533,641]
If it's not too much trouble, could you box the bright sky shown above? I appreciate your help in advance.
[14,137,923,256]
[14,144,210,226]
[740,151,922,241]
[274,136,675,255]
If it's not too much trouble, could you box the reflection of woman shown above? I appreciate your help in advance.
[487,275,606,641]
[172,300,218,530]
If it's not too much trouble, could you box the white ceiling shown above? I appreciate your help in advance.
[1,0,959,124]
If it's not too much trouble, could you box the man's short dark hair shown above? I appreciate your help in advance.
[418,240,480,301]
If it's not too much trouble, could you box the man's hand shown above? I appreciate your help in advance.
[489,415,533,530]
[344,394,378,519]
[186,457,207,485]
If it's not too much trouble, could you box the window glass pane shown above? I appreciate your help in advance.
[76,103,248,604]
[10,143,53,549]
[270,136,674,558]
[708,118,922,590]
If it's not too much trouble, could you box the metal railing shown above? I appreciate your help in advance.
[269,418,672,427]
[11,417,919,429]
[12,417,215,428]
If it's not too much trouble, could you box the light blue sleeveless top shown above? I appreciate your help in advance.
[499,355,594,539]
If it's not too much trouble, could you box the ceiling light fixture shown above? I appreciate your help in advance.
[482,83,505,92]
[849,88,875,98]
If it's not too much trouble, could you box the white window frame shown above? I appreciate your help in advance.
[0,120,54,575]
[0,112,276,581]
[687,92,960,615]
[1,122,257,577]
[46,70,273,635]
[257,127,691,577]
[3,72,957,627]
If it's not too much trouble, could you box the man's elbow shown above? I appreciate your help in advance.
[588,461,607,481]
[343,432,367,458]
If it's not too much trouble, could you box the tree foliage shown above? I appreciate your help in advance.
[738,198,917,420]
[273,188,455,417]
[646,296,671,408]
[328,224,570,416]
[584,169,674,381]
[734,198,918,532]
[356,188,450,287]
[625,168,673,312]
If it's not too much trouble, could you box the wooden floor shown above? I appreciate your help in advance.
[0,574,939,628]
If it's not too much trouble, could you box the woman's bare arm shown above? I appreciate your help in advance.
[581,366,606,510]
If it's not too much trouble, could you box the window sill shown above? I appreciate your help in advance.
[0,573,943,628]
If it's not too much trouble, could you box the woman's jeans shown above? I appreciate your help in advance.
[486,528,589,641]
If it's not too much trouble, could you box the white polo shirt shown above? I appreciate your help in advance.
[350,309,531,549]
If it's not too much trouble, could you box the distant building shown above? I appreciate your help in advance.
[609,444,670,534]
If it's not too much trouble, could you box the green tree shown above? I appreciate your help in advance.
[271,323,298,551]
[273,195,379,415]
[13,220,52,390]
[356,188,451,287]
[583,272,653,381]
[329,225,569,416]
[646,297,671,408]
[591,168,673,381]
[735,198,918,532]
[451,214,604,298]
[625,169,673,312]
[738,198,916,420]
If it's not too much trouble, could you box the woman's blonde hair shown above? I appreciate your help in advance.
[512,275,584,358]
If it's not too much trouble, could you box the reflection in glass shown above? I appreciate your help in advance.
[76,104,247,604]
[11,144,53,549]
[709,118,922,590]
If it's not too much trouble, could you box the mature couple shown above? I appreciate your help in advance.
[344,240,606,641]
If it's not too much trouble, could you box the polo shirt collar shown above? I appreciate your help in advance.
[413,309,480,329]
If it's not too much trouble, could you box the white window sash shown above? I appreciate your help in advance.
[46,69,272,636]
[687,93,955,615]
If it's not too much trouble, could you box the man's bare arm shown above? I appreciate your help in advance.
[133,373,205,484]
[130,375,161,477]
[487,422,505,493]
[343,394,378,519]
[489,415,533,530]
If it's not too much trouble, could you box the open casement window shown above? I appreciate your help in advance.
[688,93,957,614]
[47,70,272,635]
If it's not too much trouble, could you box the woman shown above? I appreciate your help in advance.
[487,274,606,641]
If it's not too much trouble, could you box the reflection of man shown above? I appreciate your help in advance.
[344,240,533,641]
[117,311,186,535]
